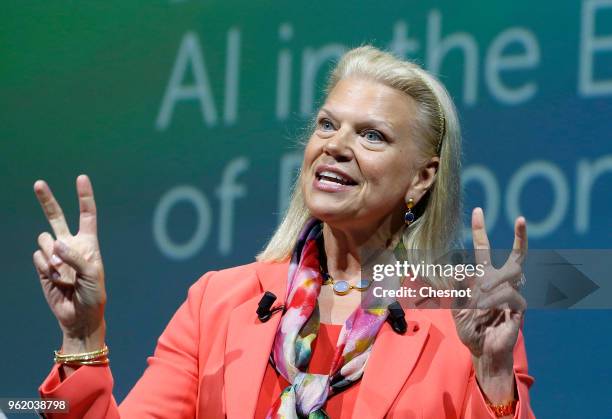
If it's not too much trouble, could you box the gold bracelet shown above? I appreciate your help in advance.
[54,345,109,364]
[63,358,110,366]
[487,399,517,417]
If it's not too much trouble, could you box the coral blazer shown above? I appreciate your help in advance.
[39,261,535,418]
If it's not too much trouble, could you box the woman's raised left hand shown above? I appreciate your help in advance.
[452,207,528,403]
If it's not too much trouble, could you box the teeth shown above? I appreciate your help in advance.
[320,178,342,185]
[319,170,349,184]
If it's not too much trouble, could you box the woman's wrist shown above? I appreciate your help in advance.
[60,319,106,354]
[57,320,107,382]
[472,353,515,405]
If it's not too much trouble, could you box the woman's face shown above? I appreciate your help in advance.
[302,76,433,232]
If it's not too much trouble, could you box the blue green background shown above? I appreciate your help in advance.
[2,1,611,417]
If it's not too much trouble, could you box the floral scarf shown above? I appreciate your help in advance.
[266,219,388,418]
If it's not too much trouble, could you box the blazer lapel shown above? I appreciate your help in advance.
[224,261,289,419]
[353,309,431,418]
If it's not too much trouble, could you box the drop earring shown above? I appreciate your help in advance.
[404,198,415,225]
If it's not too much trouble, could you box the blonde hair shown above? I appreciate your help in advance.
[257,45,462,263]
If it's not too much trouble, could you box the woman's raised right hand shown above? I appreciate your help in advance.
[32,174,107,353]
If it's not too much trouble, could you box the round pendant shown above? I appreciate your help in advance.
[354,279,371,291]
[333,280,351,295]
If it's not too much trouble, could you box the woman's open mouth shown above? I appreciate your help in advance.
[316,170,357,186]
[313,166,358,192]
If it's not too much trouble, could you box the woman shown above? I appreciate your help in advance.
[34,46,534,418]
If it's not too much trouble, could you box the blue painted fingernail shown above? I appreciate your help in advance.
[51,271,60,280]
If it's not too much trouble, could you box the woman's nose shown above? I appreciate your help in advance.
[323,131,353,162]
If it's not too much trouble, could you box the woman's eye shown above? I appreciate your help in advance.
[319,118,334,131]
[363,130,384,143]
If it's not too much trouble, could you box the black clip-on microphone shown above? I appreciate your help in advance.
[387,301,408,334]
[256,291,285,322]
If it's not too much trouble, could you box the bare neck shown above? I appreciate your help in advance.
[318,217,404,325]
[321,217,402,279]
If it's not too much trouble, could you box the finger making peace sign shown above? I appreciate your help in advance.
[453,207,528,361]
[32,175,107,350]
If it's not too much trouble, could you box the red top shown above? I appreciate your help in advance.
[37,262,535,418]
[255,323,360,419]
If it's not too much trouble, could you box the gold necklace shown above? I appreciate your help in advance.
[320,267,372,296]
